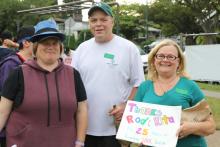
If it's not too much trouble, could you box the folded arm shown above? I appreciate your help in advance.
[178,115,216,138]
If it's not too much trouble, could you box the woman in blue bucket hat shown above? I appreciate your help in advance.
[0,19,88,147]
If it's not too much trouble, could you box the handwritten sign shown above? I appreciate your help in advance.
[116,100,181,147]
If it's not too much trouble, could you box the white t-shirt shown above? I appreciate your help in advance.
[72,35,145,136]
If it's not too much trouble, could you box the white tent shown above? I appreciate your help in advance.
[185,44,220,82]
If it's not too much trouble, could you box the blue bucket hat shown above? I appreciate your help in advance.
[88,2,113,17]
[30,20,65,43]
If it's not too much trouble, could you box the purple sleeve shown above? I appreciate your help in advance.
[0,60,20,91]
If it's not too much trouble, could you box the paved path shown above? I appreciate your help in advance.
[206,130,220,147]
[203,90,220,146]
[202,90,220,99]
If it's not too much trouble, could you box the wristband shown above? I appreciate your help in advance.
[75,140,85,147]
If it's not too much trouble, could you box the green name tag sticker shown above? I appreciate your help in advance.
[175,88,188,95]
[104,53,114,59]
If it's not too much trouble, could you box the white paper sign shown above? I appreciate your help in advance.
[116,100,181,147]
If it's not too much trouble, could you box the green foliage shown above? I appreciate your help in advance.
[140,38,155,49]
[175,0,220,43]
[161,23,179,36]
[175,0,220,33]
[75,30,93,48]
[0,0,218,45]
[66,30,93,50]
[207,97,220,130]
[148,0,202,36]
[23,0,56,7]
[0,0,22,34]
[116,4,145,40]
[195,36,205,45]
[0,0,56,36]
[103,0,116,3]
[64,35,76,50]
[63,0,73,3]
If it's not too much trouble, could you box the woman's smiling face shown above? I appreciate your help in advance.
[36,37,61,65]
[154,45,180,75]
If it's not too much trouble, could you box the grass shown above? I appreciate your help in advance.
[196,82,220,129]
[207,97,220,130]
[197,82,220,92]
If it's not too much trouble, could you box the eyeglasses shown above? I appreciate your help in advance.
[155,54,179,61]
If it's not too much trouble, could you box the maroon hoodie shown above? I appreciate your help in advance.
[6,59,77,147]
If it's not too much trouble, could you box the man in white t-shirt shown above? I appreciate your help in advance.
[71,2,145,147]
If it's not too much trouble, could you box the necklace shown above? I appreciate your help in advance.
[157,76,179,95]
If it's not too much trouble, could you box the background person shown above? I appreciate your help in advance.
[0,31,18,49]
[0,26,35,94]
[0,19,88,147]
[0,31,18,61]
[134,39,216,147]
[0,26,35,147]
[62,46,74,66]
[72,2,144,147]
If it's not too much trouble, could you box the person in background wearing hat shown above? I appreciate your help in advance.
[0,26,35,93]
[0,19,88,147]
[71,2,144,147]
[0,31,18,62]
[0,26,35,147]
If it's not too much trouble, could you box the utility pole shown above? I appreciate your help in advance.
[144,0,148,39]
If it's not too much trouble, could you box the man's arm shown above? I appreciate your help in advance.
[3,39,19,48]
[128,87,138,100]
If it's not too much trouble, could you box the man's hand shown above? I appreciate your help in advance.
[109,103,126,125]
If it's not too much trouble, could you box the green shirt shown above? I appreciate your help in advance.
[134,77,207,147]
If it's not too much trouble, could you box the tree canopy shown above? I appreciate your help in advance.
[0,0,218,45]
[0,0,55,36]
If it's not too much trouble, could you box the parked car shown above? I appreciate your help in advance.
[139,47,148,73]
[144,39,162,53]
[144,38,185,53]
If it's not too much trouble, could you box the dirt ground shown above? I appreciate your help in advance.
[206,130,220,147]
